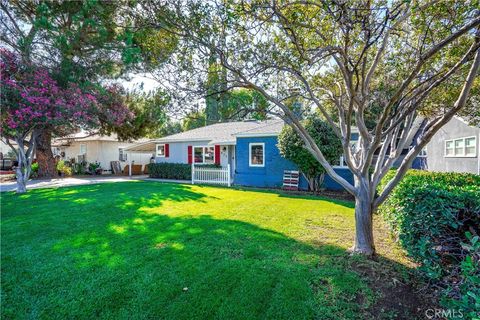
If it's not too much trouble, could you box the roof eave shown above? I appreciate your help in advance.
[234,132,280,138]
[154,137,213,143]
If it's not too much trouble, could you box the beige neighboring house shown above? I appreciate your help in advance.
[52,132,153,174]
[0,139,16,157]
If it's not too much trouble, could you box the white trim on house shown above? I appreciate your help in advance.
[418,146,427,158]
[249,142,265,167]
[156,144,166,157]
[208,140,236,145]
[156,137,213,143]
[444,136,477,158]
[333,156,348,168]
[236,133,279,138]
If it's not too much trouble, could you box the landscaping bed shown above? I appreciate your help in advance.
[378,170,480,318]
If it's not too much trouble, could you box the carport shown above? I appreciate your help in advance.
[123,140,157,176]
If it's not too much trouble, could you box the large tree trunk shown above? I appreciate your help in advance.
[16,166,27,193]
[36,129,57,178]
[13,136,35,194]
[352,178,375,256]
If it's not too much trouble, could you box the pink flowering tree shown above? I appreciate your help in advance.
[0,49,130,193]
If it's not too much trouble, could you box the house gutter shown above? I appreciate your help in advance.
[234,133,280,138]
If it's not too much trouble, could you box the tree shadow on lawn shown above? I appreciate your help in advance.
[1,182,427,319]
[199,184,356,209]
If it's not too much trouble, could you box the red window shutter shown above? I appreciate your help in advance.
[187,145,192,164]
[214,145,221,165]
[165,144,169,157]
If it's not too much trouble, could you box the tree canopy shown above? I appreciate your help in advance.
[133,0,480,255]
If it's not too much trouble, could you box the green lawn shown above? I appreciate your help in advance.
[1,181,418,319]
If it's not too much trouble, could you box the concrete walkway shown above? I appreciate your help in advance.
[0,175,151,192]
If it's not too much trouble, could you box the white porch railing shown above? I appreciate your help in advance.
[192,164,231,187]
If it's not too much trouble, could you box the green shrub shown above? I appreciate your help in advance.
[277,116,342,191]
[148,163,221,180]
[378,170,480,315]
[88,162,101,174]
[148,163,192,180]
[30,162,39,178]
[72,162,87,175]
[56,160,72,176]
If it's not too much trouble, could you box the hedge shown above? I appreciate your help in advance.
[147,163,192,180]
[378,170,480,317]
[147,163,221,180]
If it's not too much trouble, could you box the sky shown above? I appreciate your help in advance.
[122,73,161,92]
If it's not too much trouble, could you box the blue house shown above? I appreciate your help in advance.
[125,120,354,191]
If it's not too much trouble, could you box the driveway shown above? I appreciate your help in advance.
[0,175,149,192]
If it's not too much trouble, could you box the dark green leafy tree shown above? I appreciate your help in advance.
[1,1,129,177]
[110,89,171,140]
[278,117,342,191]
[1,1,175,177]
[182,110,207,131]
[221,89,269,121]
[155,120,183,138]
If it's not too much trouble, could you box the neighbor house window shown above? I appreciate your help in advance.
[445,137,476,157]
[119,147,127,161]
[156,144,165,157]
[249,143,264,167]
[194,146,215,164]
[445,140,454,156]
[79,144,87,155]
[454,139,464,156]
[465,137,477,156]
[418,147,427,157]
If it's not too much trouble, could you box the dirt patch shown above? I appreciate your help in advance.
[285,189,355,201]
[350,216,441,319]
[352,258,438,319]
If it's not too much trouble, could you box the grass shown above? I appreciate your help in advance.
[1,181,420,319]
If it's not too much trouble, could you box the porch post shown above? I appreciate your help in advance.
[129,158,132,177]
[191,163,195,184]
[227,164,231,187]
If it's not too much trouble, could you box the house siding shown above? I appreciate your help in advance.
[59,140,151,172]
[323,168,354,191]
[155,141,210,164]
[426,117,479,174]
[155,140,231,167]
[235,136,298,188]
[234,136,354,191]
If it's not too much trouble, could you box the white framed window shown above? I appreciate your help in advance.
[79,144,87,155]
[119,147,127,161]
[194,146,215,164]
[454,139,464,156]
[156,144,165,157]
[465,137,477,156]
[445,140,454,156]
[445,136,476,157]
[418,147,427,157]
[249,143,265,167]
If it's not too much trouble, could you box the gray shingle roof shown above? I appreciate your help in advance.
[155,120,284,144]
